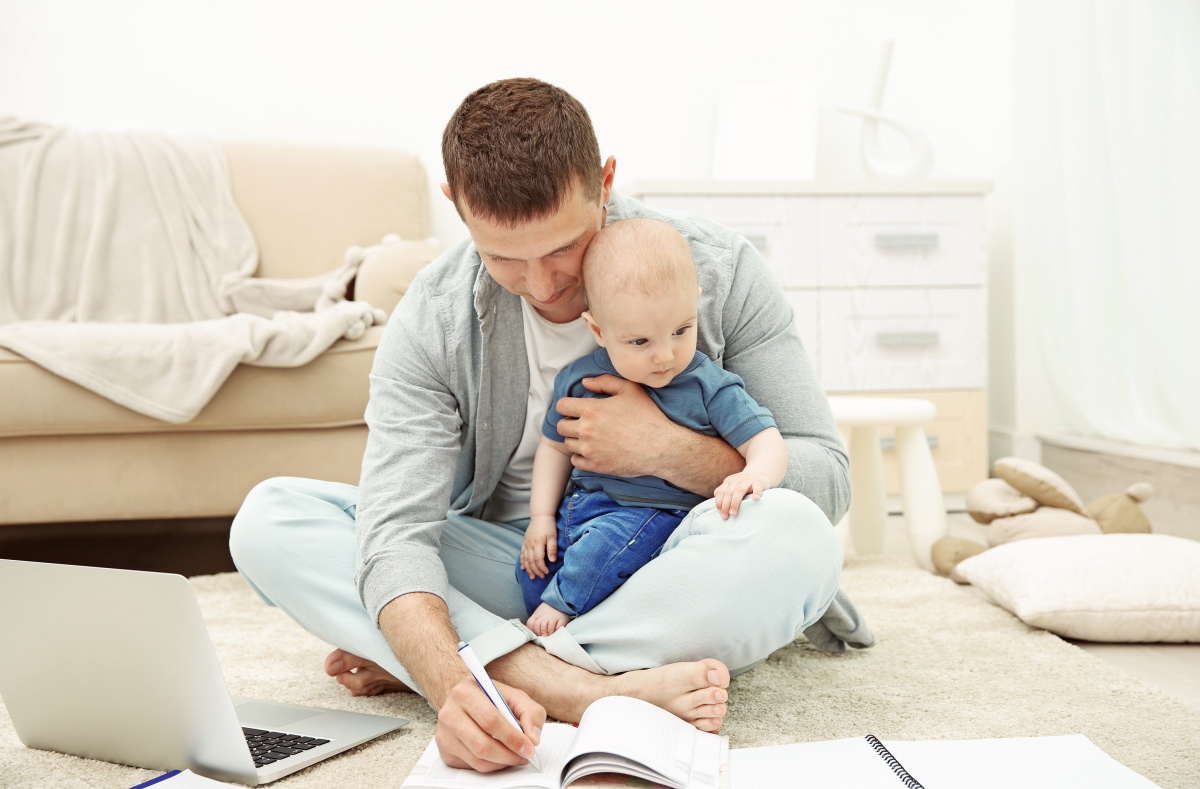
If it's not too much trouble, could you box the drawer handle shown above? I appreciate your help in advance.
[739,232,769,253]
[880,434,939,451]
[875,232,939,250]
[875,331,940,348]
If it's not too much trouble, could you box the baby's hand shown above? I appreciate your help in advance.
[519,516,559,579]
[714,470,772,519]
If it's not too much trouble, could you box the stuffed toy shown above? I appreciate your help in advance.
[932,457,1154,582]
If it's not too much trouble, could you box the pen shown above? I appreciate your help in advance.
[457,640,542,772]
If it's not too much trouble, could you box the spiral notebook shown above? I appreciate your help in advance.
[729,733,1161,789]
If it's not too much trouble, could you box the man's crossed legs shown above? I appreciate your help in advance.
[229,478,841,731]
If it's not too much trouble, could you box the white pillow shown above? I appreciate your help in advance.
[955,533,1200,642]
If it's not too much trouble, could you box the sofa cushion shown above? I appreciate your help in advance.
[224,143,431,281]
[0,325,384,437]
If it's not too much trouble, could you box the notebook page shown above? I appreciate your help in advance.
[566,697,705,788]
[884,735,1162,789]
[400,722,576,789]
[729,738,906,788]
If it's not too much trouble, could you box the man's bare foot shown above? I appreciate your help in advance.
[610,658,731,733]
[527,603,571,637]
[324,648,414,697]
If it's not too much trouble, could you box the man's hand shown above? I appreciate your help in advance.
[554,375,673,478]
[555,374,746,496]
[435,677,545,772]
[519,515,559,579]
[713,469,773,519]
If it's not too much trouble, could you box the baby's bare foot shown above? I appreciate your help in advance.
[611,658,731,732]
[324,648,413,696]
[527,603,571,637]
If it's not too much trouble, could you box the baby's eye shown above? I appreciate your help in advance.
[629,338,648,347]
[674,326,692,336]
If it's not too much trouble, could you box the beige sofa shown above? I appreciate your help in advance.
[0,142,439,525]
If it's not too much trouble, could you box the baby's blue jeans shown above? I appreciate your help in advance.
[517,489,689,618]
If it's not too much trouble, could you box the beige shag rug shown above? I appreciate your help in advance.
[2,556,1198,788]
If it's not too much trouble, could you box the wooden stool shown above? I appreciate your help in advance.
[828,396,946,571]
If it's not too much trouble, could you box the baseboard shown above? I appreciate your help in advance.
[0,517,237,576]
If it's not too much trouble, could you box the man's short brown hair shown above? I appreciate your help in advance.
[441,78,603,227]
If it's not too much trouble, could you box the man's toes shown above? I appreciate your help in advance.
[326,648,376,677]
[691,702,727,720]
[325,649,350,676]
[687,685,727,710]
[694,717,722,733]
[698,658,730,689]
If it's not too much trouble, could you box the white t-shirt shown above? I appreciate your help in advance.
[487,298,598,523]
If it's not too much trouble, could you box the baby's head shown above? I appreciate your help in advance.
[581,218,700,388]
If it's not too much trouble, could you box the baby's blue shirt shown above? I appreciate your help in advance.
[543,349,776,509]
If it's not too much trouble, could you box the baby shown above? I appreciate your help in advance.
[517,217,788,636]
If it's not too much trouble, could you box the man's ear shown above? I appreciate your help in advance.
[582,310,606,347]
[440,183,453,202]
[599,156,617,206]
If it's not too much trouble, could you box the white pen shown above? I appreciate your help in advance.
[457,640,542,772]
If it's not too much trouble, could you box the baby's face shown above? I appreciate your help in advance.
[591,284,699,388]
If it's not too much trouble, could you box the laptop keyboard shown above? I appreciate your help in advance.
[242,726,331,769]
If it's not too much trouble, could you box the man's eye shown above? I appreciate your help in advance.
[552,244,577,256]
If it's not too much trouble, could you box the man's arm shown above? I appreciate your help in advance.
[554,375,743,496]
[358,277,543,771]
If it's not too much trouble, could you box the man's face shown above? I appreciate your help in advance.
[448,162,615,324]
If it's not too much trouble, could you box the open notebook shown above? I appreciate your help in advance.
[730,733,1161,789]
[401,696,727,789]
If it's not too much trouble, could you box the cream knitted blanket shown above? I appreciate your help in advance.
[0,118,384,423]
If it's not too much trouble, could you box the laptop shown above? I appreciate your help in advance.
[0,559,408,785]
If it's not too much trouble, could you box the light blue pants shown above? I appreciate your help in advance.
[229,477,841,694]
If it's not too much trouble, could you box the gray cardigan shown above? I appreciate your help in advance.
[356,192,856,637]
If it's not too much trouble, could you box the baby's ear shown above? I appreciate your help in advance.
[581,310,605,346]
[697,286,703,299]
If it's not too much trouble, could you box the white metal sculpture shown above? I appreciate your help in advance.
[840,40,934,180]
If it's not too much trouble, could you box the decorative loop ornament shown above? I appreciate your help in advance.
[840,40,934,180]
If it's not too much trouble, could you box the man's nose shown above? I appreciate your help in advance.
[526,261,555,301]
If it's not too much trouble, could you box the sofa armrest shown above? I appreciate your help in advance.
[353,237,442,317]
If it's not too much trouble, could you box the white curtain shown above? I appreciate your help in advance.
[1015,0,1200,451]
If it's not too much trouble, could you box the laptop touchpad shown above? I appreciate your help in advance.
[237,701,322,728]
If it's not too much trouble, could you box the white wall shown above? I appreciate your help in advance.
[0,0,1012,236]
[0,0,1018,445]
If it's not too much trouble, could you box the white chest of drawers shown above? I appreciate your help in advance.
[627,181,991,494]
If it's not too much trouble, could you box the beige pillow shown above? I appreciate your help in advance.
[353,236,441,317]
[955,534,1200,642]
[986,507,1101,547]
[966,478,1038,525]
[993,457,1088,515]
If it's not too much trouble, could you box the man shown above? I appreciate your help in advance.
[230,78,871,774]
